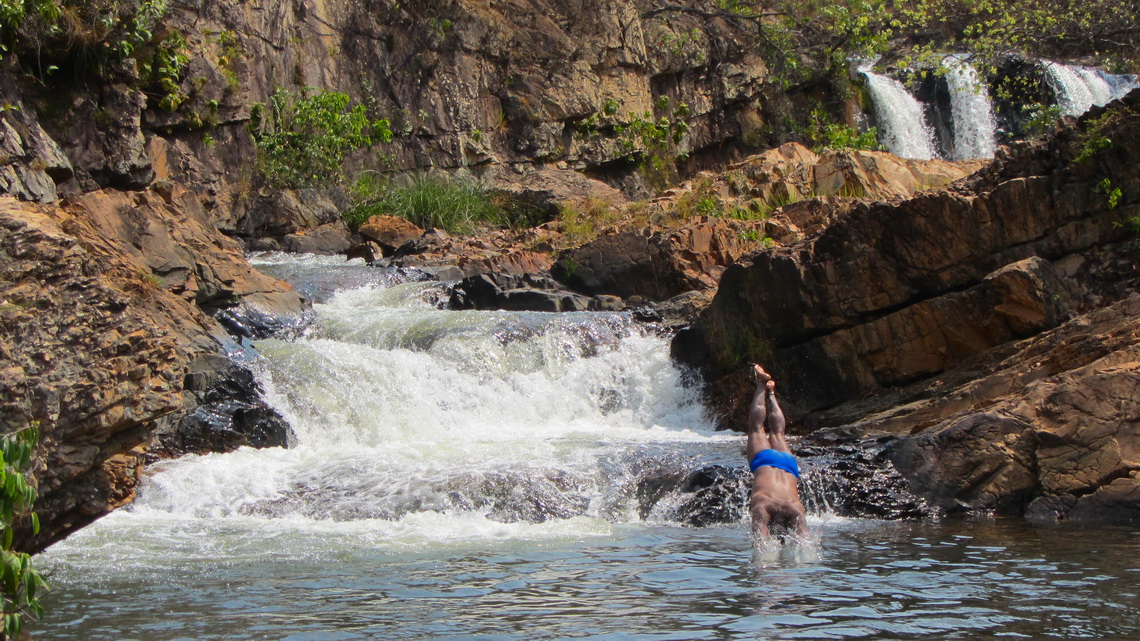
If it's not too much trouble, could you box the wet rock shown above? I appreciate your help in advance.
[672,465,750,527]
[798,432,935,520]
[346,241,384,264]
[449,272,592,312]
[633,290,714,331]
[154,356,293,457]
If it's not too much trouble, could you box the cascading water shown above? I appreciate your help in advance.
[943,55,998,160]
[129,255,747,536]
[860,67,939,160]
[1046,61,1140,116]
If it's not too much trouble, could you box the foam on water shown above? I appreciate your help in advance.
[107,276,737,547]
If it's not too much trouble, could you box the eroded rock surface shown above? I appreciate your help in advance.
[0,192,305,551]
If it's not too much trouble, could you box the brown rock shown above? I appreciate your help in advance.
[0,188,306,552]
[282,223,353,255]
[359,215,425,254]
[554,216,753,301]
[489,168,626,218]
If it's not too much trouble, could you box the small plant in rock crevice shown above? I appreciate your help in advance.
[575,95,691,193]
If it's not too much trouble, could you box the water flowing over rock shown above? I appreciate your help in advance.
[676,92,1140,522]
[860,69,939,160]
[942,55,999,160]
[1045,62,1139,117]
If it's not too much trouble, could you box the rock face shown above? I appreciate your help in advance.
[552,216,756,301]
[0,192,306,552]
[0,0,798,242]
[676,93,1140,522]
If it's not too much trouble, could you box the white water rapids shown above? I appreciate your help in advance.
[120,254,741,545]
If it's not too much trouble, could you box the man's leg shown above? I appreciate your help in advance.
[765,386,792,454]
[746,364,775,461]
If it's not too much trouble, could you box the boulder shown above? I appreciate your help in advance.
[281,222,353,255]
[553,216,752,301]
[0,189,306,552]
[359,215,425,254]
[489,168,627,219]
[448,272,592,312]
[154,356,294,457]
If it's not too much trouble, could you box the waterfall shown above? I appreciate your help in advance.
[943,55,998,160]
[124,256,748,539]
[860,68,939,160]
[1046,62,1140,116]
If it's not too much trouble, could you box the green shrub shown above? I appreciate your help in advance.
[250,88,391,189]
[345,173,530,235]
[806,108,880,152]
[0,425,47,640]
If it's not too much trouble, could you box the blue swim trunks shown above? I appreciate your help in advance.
[749,449,800,478]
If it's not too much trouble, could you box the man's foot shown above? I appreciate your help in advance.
[753,364,776,392]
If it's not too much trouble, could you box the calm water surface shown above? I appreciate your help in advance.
[35,517,1140,640]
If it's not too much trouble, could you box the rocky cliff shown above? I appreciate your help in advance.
[0,189,306,552]
[0,1,830,243]
[675,92,1140,522]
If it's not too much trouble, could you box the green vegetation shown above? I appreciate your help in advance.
[556,198,622,247]
[576,96,691,192]
[249,88,392,189]
[0,425,46,641]
[0,0,171,70]
[344,173,543,235]
[1099,178,1123,210]
[806,108,879,152]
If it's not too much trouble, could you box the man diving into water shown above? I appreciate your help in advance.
[746,364,808,542]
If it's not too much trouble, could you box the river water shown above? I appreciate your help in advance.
[34,254,1140,640]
